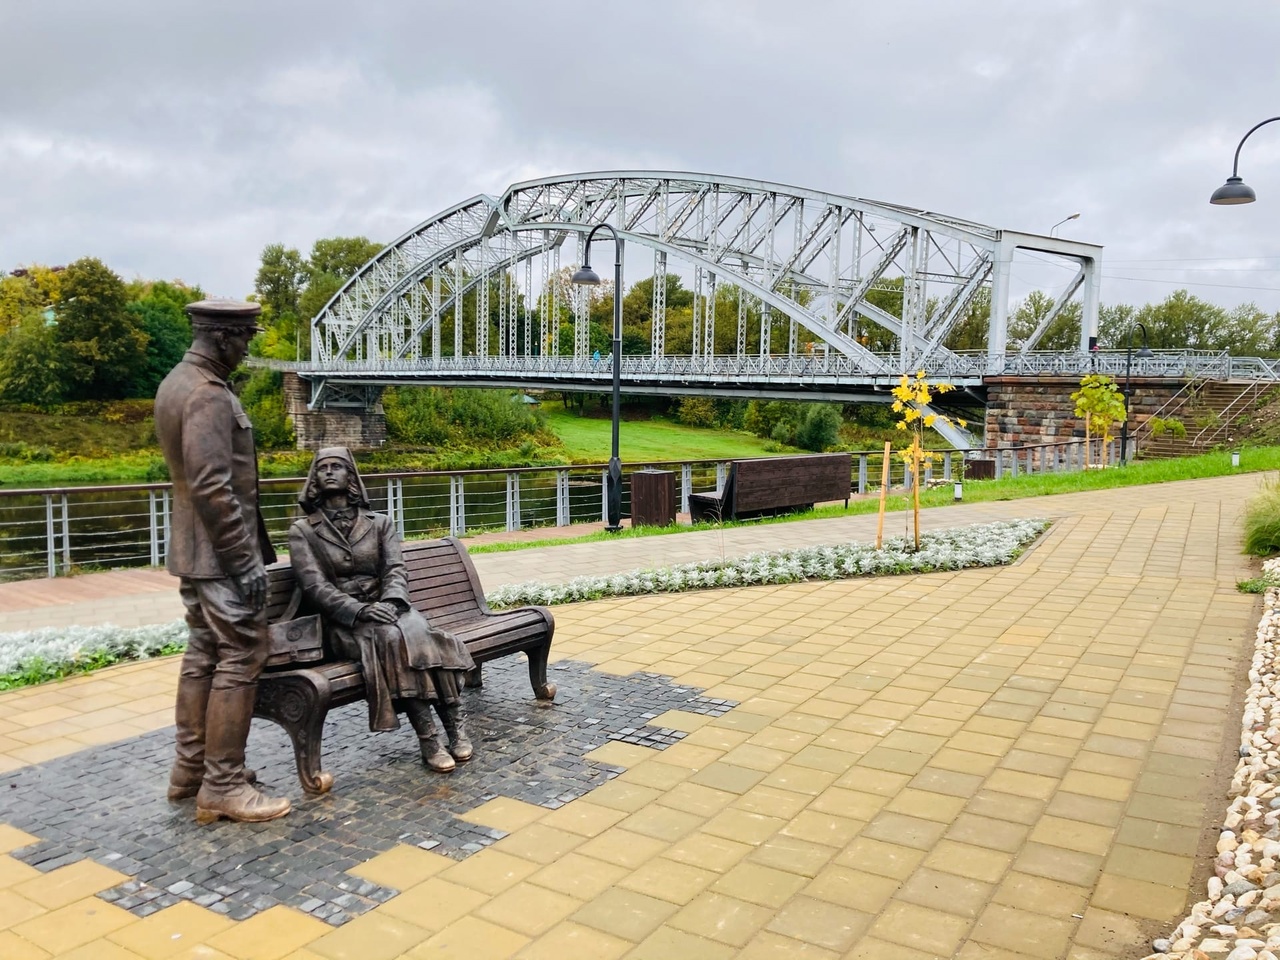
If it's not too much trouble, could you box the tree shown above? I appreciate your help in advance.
[307,237,382,282]
[254,244,306,323]
[125,280,199,396]
[1071,374,1126,466]
[54,257,148,400]
[0,315,63,405]
[795,404,842,451]
[1009,290,1081,351]
[1134,290,1228,350]
[891,371,964,549]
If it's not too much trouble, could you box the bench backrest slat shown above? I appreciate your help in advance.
[731,453,851,513]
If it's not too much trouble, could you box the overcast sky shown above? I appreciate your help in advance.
[2,0,1277,316]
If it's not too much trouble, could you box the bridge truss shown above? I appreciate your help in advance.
[302,172,1106,408]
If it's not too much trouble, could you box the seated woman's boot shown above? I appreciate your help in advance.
[435,700,474,762]
[404,700,455,773]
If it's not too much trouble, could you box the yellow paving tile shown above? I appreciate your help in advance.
[626,925,736,960]
[582,741,662,768]
[406,914,529,959]
[346,845,453,890]
[205,905,332,959]
[895,867,994,919]
[474,882,582,938]
[309,911,431,960]
[13,857,128,909]
[868,899,974,956]
[736,930,841,959]
[437,848,544,895]
[528,852,629,900]
[570,887,677,942]
[0,826,38,854]
[574,829,668,870]
[669,892,774,947]
[0,930,51,960]
[766,895,871,952]
[0,856,41,889]
[11,895,134,955]
[1092,872,1187,920]
[536,800,629,838]
[378,877,488,930]
[458,797,550,833]
[618,858,717,905]
[513,920,631,960]
[0,889,49,930]
[970,901,1075,959]
[105,900,234,959]
[481,829,586,870]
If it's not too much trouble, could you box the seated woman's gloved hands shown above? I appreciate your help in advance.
[358,601,400,624]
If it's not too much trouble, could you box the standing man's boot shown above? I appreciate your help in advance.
[194,685,290,824]
[404,700,455,772]
[168,676,211,801]
[168,678,261,800]
[435,700,474,762]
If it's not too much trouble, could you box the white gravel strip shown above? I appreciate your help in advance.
[1145,559,1280,960]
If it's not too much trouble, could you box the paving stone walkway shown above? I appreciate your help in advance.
[0,474,1266,958]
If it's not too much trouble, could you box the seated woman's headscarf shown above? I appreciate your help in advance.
[298,446,372,514]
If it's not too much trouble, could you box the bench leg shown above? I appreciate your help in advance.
[464,666,483,689]
[254,677,335,796]
[527,641,556,701]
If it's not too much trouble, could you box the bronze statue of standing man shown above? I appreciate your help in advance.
[154,298,290,824]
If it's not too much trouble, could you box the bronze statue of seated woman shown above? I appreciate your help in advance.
[287,447,474,772]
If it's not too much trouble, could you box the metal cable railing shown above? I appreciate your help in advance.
[0,439,1107,582]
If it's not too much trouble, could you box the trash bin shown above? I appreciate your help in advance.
[630,469,677,527]
[964,458,996,480]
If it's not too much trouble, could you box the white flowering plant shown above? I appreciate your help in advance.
[486,518,1049,609]
[0,518,1048,689]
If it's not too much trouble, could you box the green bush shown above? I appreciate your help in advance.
[238,369,295,449]
[675,396,716,427]
[795,404,843,452]
[384,388,543,447]
[1243,477,1280,556]
[1149,416,1187,439]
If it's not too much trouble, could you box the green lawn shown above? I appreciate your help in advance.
[541,408,781,462]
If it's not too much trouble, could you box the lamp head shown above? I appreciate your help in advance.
[1210,176,1257,205]
[571,265,601,286]
[1136,345,1155,360]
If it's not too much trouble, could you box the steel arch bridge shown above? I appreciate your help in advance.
[289,170,1116,443]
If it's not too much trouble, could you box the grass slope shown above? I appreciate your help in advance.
[540,408,780,462]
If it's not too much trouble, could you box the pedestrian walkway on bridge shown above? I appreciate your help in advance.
[0,475,1263,958]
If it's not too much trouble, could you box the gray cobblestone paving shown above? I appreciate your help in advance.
[0,659,734,925]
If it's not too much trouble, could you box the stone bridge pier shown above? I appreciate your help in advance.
[983,375,1187,448]
[283,373,387,451]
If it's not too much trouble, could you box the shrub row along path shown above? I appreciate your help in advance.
[0,475,1263,959]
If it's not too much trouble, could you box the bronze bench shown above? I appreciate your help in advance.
[687,452,852,522]
[253,536,555,795]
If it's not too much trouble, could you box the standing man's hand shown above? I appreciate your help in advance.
[232,565,268,611]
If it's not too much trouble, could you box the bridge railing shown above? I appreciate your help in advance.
[257,350,1280,383]
[0,438,1109,582]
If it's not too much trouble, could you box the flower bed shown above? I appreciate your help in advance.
[0,518,1049,690]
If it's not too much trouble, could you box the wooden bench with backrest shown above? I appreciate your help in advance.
[252,536,555,795]
[686,452,853,522]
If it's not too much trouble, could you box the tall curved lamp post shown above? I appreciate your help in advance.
[1210,117,1280,204]
[1050,212,1080,237]
[1120,321,1154,464]
[571,224,624,532]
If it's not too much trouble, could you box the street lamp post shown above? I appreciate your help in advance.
[1050,212,1080,237]
[1120,321,1154,464]
[571,225,624,532]
[1210,117,1280,204]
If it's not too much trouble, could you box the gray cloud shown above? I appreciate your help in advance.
[2,0,1277,314]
